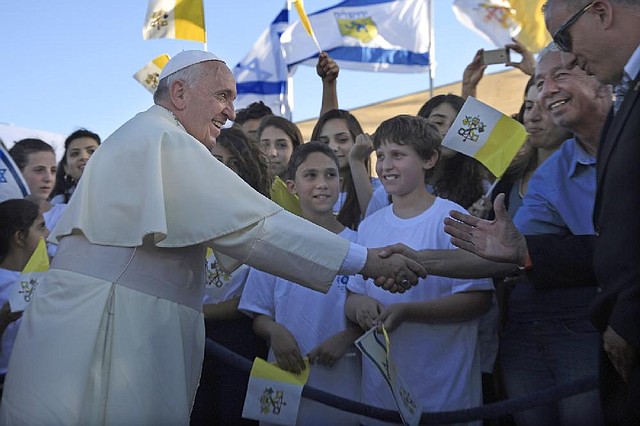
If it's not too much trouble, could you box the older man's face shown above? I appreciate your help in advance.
[180,62,237,150]
[545,0,621,84]
[535,51,602,132]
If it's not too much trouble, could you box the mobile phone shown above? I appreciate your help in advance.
[481,48,510,65]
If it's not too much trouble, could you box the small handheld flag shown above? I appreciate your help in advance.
[9,238,49,312]
[441,96,528,178]
[242,357,310,425]
[133,54,171,94]
[355,326,422,426]
[292,0,322,53]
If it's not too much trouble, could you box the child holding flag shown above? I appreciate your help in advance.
[0,198,49,389]
[345,115,493,425]
[239,142,361,425]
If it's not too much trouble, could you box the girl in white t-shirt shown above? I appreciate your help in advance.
[345,115,493,425]
[0,199,49,383]
[239,142,362,425]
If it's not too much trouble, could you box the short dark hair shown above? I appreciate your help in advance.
[373,115,441,183]
[417,94,465,119]
[287,141,340,182]
[0,198,40,263]
[235,101,273,125]
[8,138,55,171]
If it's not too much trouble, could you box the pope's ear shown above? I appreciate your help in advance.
[169,80,187,109]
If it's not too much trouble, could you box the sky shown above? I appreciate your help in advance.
[0,1,506,142]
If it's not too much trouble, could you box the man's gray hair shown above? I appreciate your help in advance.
[538,42,560,63]
[153,62,207,103]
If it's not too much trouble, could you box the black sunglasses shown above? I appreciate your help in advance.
[553,2,594,52]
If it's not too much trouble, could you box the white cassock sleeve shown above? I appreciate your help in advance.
[208,209,366,293]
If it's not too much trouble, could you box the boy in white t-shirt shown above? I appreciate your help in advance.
[345,115,493,425]
[239,142,362,425]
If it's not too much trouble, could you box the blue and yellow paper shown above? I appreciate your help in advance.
[9,238,49,312]
[441,96,528,178]
[355,326,422,426]
[242,357,310,425]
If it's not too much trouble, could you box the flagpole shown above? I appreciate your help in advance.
[428,0,434,99]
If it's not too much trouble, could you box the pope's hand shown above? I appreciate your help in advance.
[361,248,427,293]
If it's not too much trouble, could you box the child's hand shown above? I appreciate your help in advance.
[378,303,407,332]
[0,302,21,327]
[307,331,353,367]
[270,323,306,374]
[354,296,384,330]
[316,52,339,83]
[348,134,374,164]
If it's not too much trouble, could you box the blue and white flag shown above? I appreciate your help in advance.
[280,0,432,73]
[0,142,29,202]
[233,3,293,119]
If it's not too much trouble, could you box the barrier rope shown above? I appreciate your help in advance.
[205,338,598,424]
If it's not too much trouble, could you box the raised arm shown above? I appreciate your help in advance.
[317,52,340,116]
[348,133,375,213]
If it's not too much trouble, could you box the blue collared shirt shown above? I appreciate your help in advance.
[514,138,596,236]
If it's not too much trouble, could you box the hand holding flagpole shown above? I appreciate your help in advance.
[292,0,322,54]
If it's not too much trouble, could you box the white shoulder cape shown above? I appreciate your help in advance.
[52,105,282,248]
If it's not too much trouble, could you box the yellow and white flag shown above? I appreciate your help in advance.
[355,326,421,426]
[142,0,205,43]
[452,0,550,53]
[133,54,171,94]
[441,96,527,178]
[8,238,49,312]
[242,357,310,425]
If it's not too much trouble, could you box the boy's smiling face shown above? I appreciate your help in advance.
[375,140,434,198]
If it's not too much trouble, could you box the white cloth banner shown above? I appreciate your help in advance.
[280,0,431,73]
[233,4,293,119]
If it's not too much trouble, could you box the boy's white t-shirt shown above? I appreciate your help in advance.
[239,227,358,357]
[348,197,493,415]
[239,228,361,425]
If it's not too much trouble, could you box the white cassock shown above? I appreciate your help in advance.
[0,105,361,426]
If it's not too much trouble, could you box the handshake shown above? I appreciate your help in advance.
[360,244,425,293]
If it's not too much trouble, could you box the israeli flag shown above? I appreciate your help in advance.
[233,3,293,119]
[280,0,432,73]
[0,142,29,202]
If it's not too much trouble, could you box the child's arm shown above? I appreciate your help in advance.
[345,292,384,331]
[202,296,244,321]
[252,314,306,374]
[378,291,492,332]
[307,321,363,367]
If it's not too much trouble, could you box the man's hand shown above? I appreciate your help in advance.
[316,52,339,83]
[361,248,427,293]
[603,325,639,382]
[505,38,536,76]
[443,193,529,265]
[269,323,306,374]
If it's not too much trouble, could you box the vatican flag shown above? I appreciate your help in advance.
[242,357,310,425]
[133,54,171,94]
[441,97,527,178]
[142,0,205,43]
[9,238,49,312]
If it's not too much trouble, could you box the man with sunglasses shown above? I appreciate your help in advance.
[544,1,640,423]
